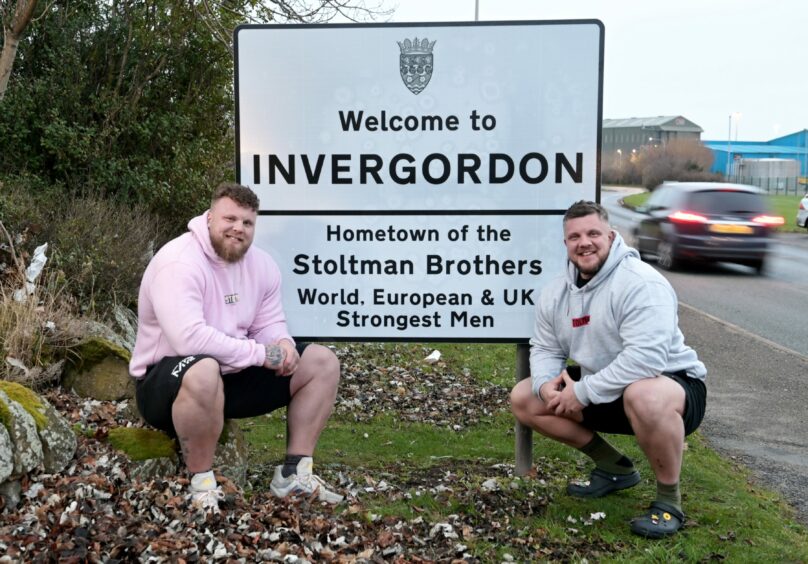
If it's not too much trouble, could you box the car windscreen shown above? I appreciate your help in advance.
[686,190,766,214]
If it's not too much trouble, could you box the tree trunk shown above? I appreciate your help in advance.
[0,0,40,102]
[0,28,21,101]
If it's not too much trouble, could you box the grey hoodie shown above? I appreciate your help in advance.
[529,232,706,406]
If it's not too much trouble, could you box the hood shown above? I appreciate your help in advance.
[565,231,639,290]
[188,211,227,266]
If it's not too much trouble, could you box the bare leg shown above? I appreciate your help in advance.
[623,377,686,484]
[172,358,224,473]
[510,378,594,448]
[286,344,340,455]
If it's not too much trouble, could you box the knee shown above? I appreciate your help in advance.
[624,381,668,424]
[303,344,341,387]
[181,358,223,402]
[510,378,535,418]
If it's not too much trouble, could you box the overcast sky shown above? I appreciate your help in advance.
[388,0,808,142]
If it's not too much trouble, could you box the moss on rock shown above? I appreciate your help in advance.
[0,381,48,431]
[107,427,177,461]
[71,336,131,368]
[0,397,10,431]
[63,337,134,401]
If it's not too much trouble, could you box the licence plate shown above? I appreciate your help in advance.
[709,224,753,234]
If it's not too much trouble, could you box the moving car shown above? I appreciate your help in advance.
[632,182,784,274]
[798,193,808,230]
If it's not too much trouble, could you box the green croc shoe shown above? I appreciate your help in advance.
[566,468,641,498]
[630,501,685,538]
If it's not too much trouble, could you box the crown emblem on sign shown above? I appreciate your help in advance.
[397,37,436,55]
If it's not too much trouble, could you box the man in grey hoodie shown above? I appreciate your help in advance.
[510,200,706,538]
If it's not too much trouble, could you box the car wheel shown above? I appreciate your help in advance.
[751,258,765,275]
[656,240,677,271]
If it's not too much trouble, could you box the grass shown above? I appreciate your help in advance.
[240,342,808,562]
[621,190,806,233]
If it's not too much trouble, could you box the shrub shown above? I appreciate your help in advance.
[0,178,165,317]
[48,196,165,315]
[636,139,722,189]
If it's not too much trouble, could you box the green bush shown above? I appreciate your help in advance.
[0,0,235,232]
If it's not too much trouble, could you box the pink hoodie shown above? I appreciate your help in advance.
[129,212,293,377]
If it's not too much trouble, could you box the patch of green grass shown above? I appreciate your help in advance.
[621,190,805,233]
[430,343,518,387]
[242,408,808,560]
[770,194,805,232]
[239,343,808,560]
[242,411,518,467]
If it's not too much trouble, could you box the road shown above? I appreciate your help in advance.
[602,187,808,522]
[603,189,808,357]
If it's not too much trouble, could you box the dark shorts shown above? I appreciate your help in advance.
[567,366,707,436]
[135,343,309,436]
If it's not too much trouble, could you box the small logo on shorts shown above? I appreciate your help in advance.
[224,293,239,305]
[572,315,590,328]
[171,356,196,378]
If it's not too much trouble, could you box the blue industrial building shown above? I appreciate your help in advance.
[704,129,808,189]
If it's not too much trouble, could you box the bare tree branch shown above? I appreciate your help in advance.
[188,0,394,56]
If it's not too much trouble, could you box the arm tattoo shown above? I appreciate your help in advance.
[265,344,286,367]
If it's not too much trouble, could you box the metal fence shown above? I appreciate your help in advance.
[726,175,806,195]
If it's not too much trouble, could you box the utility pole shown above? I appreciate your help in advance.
[726,114,732,178]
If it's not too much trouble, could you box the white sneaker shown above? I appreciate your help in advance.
[189,475,224,514]
[270,457,344,504]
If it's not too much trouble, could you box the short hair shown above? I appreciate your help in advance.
[563,200,609,224]
[211,183,260,212]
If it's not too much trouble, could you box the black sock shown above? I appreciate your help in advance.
[281,454,305,478]
[579,433,635,475]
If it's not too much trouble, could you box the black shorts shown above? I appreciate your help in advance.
[135,343,309,436]
[567,366,707,436]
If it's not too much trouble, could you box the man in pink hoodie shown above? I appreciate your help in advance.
[130,183,342,513]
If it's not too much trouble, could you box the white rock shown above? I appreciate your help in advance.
[0,390,43,475]
[0,424,13,482]
[423,350,441,364]
[481,478,500,492]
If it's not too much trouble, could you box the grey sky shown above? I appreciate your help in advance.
[389,0,808,142]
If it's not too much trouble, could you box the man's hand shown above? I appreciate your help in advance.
[546,369,584,417]
[264,339,299,376]
[264,343,285,371]
[538,373,565,404]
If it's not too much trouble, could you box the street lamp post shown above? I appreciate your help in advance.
[726,114,732,178]
[726,113,741,180]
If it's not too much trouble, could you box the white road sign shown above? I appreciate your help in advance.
[235,20,603,341]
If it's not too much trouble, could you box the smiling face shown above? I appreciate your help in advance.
[207,196,256,263]
[563,212,616,279]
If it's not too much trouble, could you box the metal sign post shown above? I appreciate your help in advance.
[515,343,533,474]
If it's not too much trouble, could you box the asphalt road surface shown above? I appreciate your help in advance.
[602,187,808,523]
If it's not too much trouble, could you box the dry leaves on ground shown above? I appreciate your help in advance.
[0,345,619,562]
